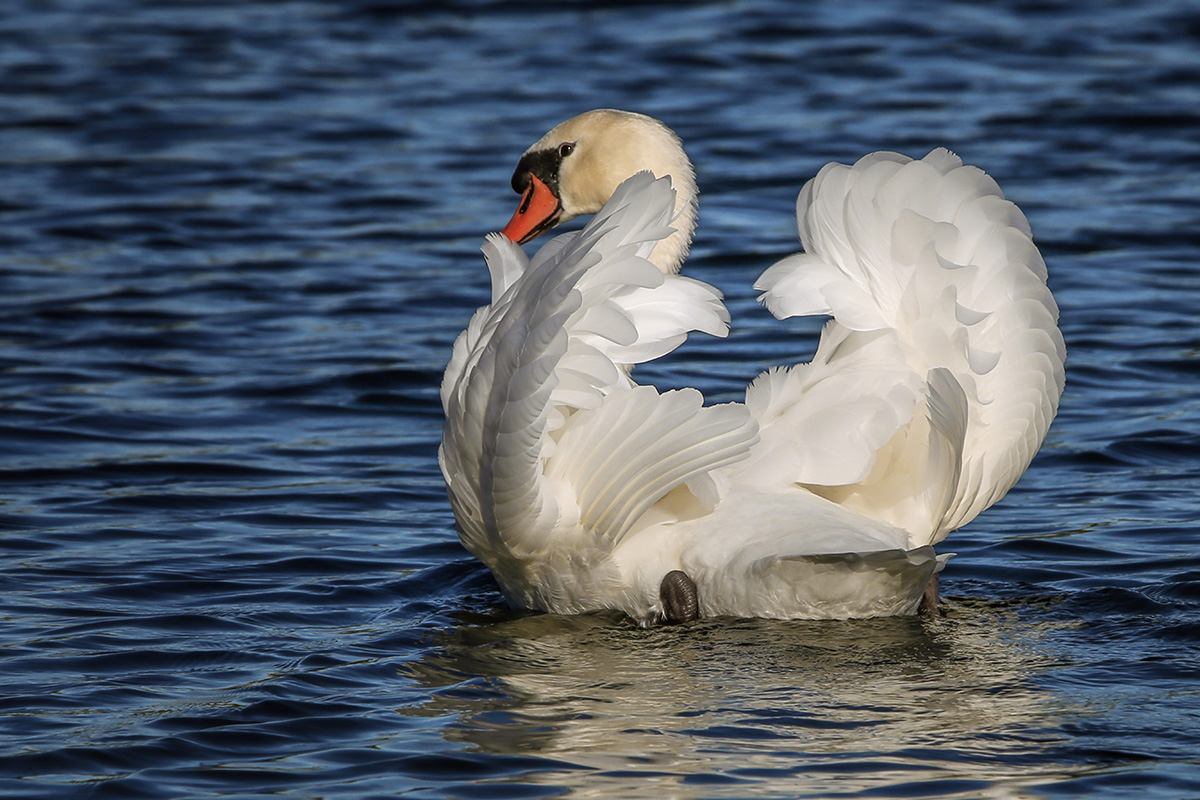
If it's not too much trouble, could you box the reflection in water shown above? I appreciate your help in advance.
[0,0,1197,795]
[399,603,1075,797]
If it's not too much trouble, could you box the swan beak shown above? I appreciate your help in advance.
[501,174,562,244]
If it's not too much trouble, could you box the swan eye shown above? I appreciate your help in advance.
[558,142,575,159]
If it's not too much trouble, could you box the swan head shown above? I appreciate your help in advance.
[501,109,698,273]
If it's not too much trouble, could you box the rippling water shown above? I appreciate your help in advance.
[3,1,1199,797]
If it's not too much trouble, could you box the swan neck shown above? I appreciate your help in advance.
[651,173,698,275]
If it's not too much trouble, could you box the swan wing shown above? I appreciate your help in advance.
[440,172,756,567]
[547,385,755,547]
[750,149,1064,544]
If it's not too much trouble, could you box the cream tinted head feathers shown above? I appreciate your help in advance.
[501,110,698,273]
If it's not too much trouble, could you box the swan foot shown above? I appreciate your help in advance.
[919,573,939,616]
[659,570,699,624]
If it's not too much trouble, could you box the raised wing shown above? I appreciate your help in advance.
[440,173,757,566]
[749,149,1065,544]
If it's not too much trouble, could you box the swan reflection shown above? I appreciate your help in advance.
[399,600,1072,797]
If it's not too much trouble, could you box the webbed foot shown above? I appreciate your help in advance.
[919,573,939,616]
[660,569,699,624]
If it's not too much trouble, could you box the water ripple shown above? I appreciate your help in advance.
[2,0,1200,797]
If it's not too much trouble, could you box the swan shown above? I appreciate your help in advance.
[439,109,1064,625]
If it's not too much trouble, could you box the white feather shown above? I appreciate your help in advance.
[440,112,1064,622]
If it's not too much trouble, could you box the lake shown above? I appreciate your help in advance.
[2,0,1199,797]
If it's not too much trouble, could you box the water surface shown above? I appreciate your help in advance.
[3,0,1200,797]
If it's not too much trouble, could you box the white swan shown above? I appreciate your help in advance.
[439,109,1064,624]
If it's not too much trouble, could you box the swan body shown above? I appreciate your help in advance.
[439,110,1064,624]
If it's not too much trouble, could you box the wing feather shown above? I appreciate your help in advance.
[441,172,756,563]
[746,148,1064,544]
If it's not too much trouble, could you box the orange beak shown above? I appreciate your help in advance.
[501,174,562,244]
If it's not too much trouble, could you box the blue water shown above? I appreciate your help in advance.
[2,0,1199,797]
